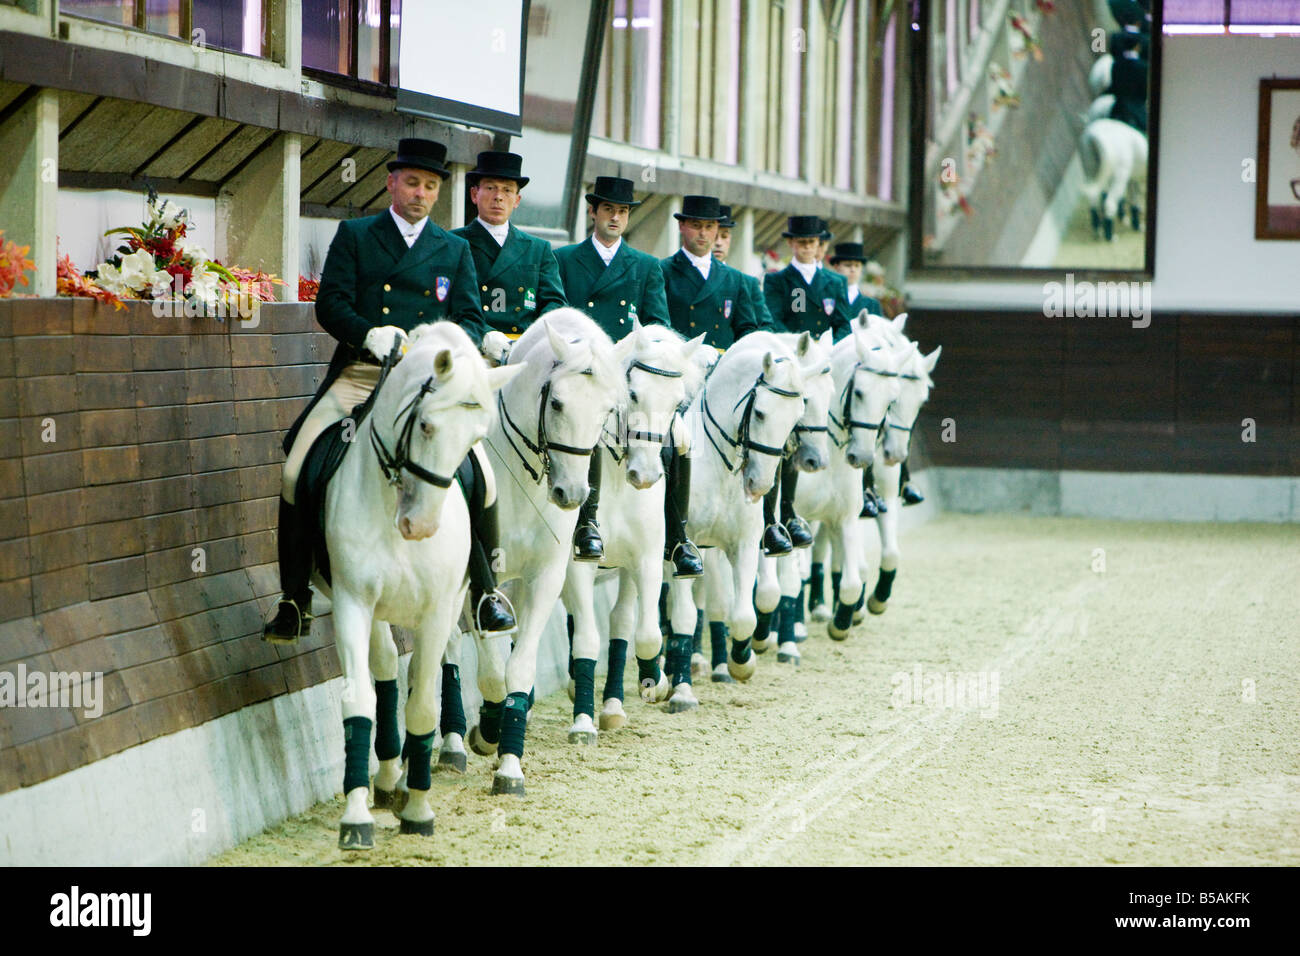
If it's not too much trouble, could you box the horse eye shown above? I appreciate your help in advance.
[854,389,863,399]
[550,398,563,412]
[754,410,766,422]
[629,390,639,403]
[420,421,434,436]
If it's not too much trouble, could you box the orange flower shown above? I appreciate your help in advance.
[0,231,36,297]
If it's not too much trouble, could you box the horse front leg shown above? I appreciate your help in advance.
[368,619,405,808]
[437,622,469,774]
[701,549,734,683]
[725,540,761,682]
[773,553,804,664]
[808,522,832,622]
[629,560,671,707]
[397,590,460,837]
[664,565,701,713]
[598,570,635,727]
[493,565,566,796]
[564,561,600,745]
[332,588,378,850]
[870,461,903,616]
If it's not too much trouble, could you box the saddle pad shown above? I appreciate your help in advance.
[296,418,353,588]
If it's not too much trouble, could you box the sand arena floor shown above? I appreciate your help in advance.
[213,513,1299,866]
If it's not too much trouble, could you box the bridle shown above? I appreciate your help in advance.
[601,358,683,464]
[826,357,924,448]
[789,364,831,450]
[369,344,461,489]
[498,360,601,484]
[700,362,802,474]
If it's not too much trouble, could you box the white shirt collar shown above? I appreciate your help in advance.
[681,246,712,280]
[390,207,428,247]
[591,234,621,265]
[792,259,818,284]
[846,285,859,304]
[476,217,510,246]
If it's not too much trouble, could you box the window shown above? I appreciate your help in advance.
[592,0,664,149]
[1165,0,1300,32]
[60,0,266,56]
[302,0,402,86]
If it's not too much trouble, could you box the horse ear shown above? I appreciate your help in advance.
[796,330,812,357]
[433,348,454,380]
[855,308,872,328]
[543,320,574,364]
[486,362,528,392]
[818,328,834,352]
[853,325,873,361]
[893,312,909,334]
[613,330,637,363]
[762,350,775,376]
[924,344,942,373]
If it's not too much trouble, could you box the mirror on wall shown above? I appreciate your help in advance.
[908,0,1159,276]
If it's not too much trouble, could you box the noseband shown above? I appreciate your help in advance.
[602,358,684,464]
[499,360,600,484]
[701,365,802,474]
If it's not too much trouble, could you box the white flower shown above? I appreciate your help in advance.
[151,198,188,231]
[115,248,173,298]
[94,261,131,297]
[176,235,209,268]
[187,265,221,310]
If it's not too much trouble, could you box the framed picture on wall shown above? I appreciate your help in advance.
[1256,78,1300,240]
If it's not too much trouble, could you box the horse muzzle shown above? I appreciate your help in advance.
[548,483,587,511]
[397,514,439,540]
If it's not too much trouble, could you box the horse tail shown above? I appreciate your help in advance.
[1080,126,1104,194]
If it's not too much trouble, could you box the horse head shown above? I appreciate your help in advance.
[782,328,835,474]
[614,320,705,489]
[505,309,625,510]
[881,342,940,467]
[831,324,902,469]
[374,323,525,540]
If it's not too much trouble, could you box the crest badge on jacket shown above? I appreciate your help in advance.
[436,276,450,301]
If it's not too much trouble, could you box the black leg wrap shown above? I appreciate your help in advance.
[709,622,729,667]
[572,658,596,718]
[665,635,693,686]
[779,457,799,521]
[604,639,628,701]
[478,699,503,745]
[874,568,897,603]
[440,663,467,738]
[342,716,371,794]
[692,609,704,655]
[498,692,530,758]
[404,729,435,791]
[374,680,401,761]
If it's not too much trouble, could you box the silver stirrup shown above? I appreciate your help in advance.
[471,589,518,639]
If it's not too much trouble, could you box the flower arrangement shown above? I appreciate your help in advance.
[0,231,36,298]
[87,188,282,317]
[57,254,124,310]
[1009,14,1043,62]
[966,113,997,168]
[989,64,1020,109]
[298,274,320,302]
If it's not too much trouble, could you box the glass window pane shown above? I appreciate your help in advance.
[1231,0,1300,25]
[878,7,896,201]
[61,1,134,26]
[192,1,265,55]
[388,0,401,86]
[835,0,854,189]
[782,0,801,177]
[146,0,181,36]
[356,0,384,83]
[303,0,353,74]
[1164,0,1225,24]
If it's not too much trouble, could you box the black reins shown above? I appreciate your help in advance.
[601,358,684,463]
[498,361,600,484]
[700,365,802,474]
[369,343,456,489]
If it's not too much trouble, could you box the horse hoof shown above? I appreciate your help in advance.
[728,651,756,682]
[492,773,526,797]
[827,620,850,641]
[567,713,598,745]
[691,652,710,680]
[398,817,435,837]
[338,822,374,851]
[667,684,699,713]
[810,605,831,623]
[753,634,776,654]
[852,609,864,624]
[867,595,888,615]
[792,621,808,643]
[437,751,467,774]
[468,725,498,757]
[566,678,575,702]
[598,699,627,730]
[711,663,736,683]
[372,787,401,811]
[777,642,801,665]
[640,671,672,703]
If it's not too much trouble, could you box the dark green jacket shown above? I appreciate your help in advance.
[763,263,853,341]
[742,271,776,332]
[451,219,567,336]
[289,210,485,450]
[845,289,884,320]
[554,238,671,340]
[660,250,761,349]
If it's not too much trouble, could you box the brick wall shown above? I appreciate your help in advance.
[0,299,360,794]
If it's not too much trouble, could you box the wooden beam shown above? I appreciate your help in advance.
[59,170,221,197]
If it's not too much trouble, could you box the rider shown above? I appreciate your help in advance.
[553,176,677,568]
[263,138,516,642]
[711,204,775,334]
[759,214,853,555]
[656,194,765,578]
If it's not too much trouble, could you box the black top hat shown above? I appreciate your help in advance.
[828,242,868,264]
[585,176,641,208]
[674,195,724,222]
[818,217,834,242]
[782,215,824,239]
[387,138,451,179]
[466,151,529,188]
[717,205,737,229]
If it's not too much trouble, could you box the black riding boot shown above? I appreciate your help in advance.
[572,454,604,561]
[762,475,792,557]
[900,460,924,505]
[859,465,886,518]
[468,503,517,636]
[263,496,315,643]
[779,457,812,549]
[663,448,703,578]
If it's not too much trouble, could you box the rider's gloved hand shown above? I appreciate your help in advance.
[480,330,512,368]
[363,325,409,362]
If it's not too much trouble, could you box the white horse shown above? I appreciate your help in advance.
[747,330,836,667]
[561,321,705,740]
[795,322,913,642]
[323,323,523,849]
[1080,117,1148,241]
[665,331,807,708]
[1088,53,1113,99]
[461,309,624,795]
[856,313,940,619]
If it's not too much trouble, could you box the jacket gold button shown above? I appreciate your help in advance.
[514,307,520,312]
[418,311,424,318]
[383,283,391,292]
[382,307,390,314]
[588,301,594,307]
[619,300,626,306]
[424,290,431,296]
[482,305,489,311]
[481,284,488,291]
[511,326,518,332]
[518,287,524,293]
[690,306,694,310]
[690,321,696,327]
[619,318,626,324]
